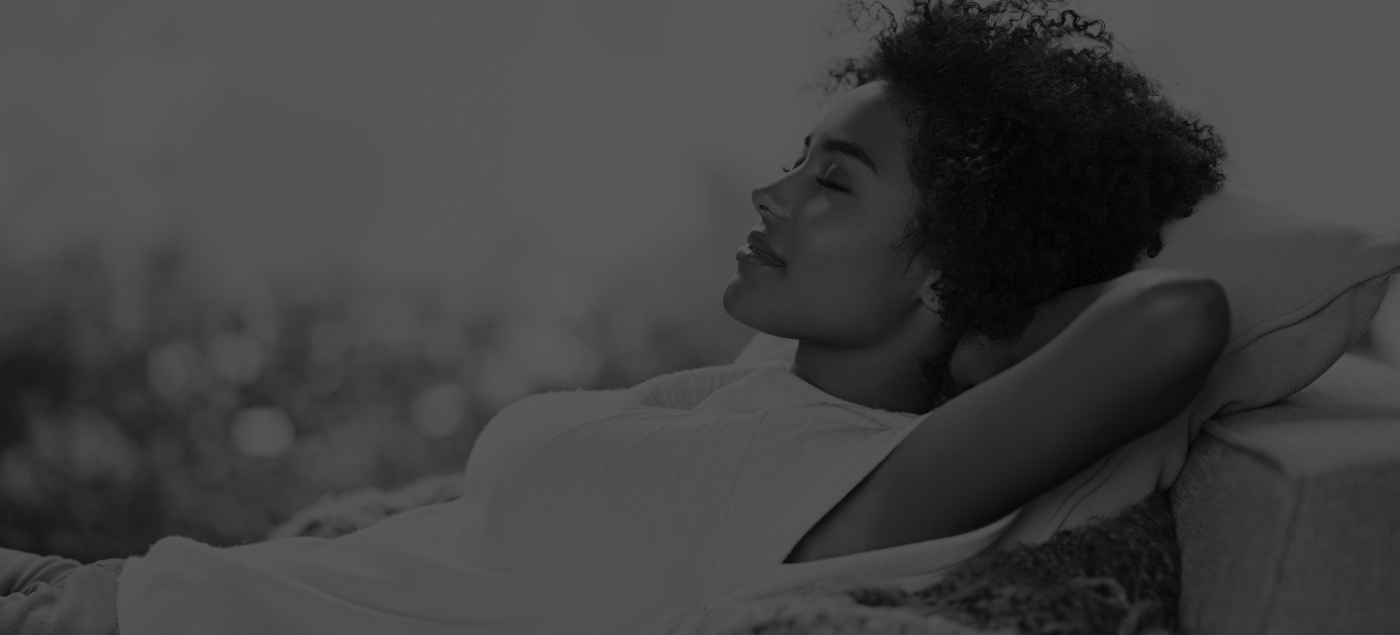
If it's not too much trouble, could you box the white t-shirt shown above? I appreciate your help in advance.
[117,359,1021,635]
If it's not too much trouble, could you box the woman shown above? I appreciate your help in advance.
[1,1,1230,633]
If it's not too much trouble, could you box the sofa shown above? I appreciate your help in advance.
[1171,349,1400,635]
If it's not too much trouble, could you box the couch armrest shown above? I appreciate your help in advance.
[1170,353,1400,635]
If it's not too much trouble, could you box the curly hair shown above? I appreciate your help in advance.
[821,0,1228,405]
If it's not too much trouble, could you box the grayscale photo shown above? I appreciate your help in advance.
[1,1,1397,633]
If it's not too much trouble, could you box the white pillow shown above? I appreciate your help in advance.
[734,181,1400,442]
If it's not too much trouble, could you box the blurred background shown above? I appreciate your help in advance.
[0,0,1396,561]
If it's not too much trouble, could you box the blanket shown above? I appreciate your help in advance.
[714,492,1181,635]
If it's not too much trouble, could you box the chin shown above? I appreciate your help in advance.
[723,280,776,336]
[721,279,753,328]
[723,276,821,342]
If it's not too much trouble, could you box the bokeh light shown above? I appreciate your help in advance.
[62,412,140,483]
[229,407,296,458]
[0,447,46,506]
[146,341,205,400]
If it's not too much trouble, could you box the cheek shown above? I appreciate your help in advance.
[756,245,908,345]
[797,259,907,332]
[721,268,791,334]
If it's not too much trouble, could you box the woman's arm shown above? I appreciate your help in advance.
[864,270,1229,551]
[950,269,1228,391]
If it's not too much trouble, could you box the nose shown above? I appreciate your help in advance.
[751,184,789,222]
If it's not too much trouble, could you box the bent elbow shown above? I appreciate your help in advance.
[1140,279,1231,370]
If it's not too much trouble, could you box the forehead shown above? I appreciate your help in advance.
[813,81,912,169]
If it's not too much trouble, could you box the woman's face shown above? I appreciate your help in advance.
[723,80,934,347]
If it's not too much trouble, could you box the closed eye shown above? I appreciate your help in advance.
[815,176,847,193]
[783,159,848,193]
[783,137,850,193]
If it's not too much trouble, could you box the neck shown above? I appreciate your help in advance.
[789,316,953,415]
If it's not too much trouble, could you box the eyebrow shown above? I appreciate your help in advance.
[805,134,879,178]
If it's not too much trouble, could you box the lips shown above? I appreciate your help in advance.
[746,231,786,266]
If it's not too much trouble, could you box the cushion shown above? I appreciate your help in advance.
[734,181,1400,444]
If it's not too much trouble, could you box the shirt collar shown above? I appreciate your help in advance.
[705,359,924,428]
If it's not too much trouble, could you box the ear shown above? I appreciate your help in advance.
[920,273,940,313]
